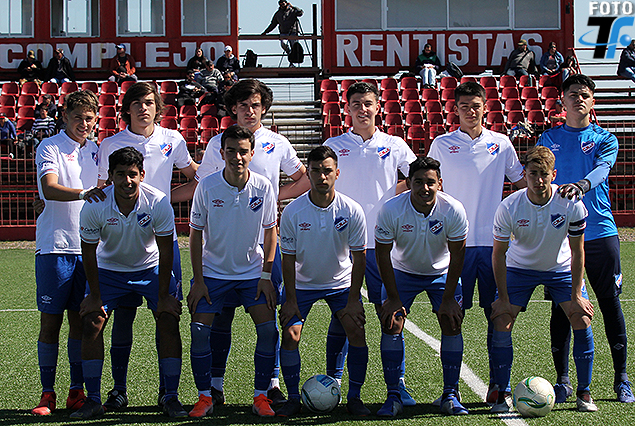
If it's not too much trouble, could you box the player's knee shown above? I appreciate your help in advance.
[344,325,366,347]
[190,322,211,353]
[568,312,591,330]
[381,314,404,335]
[212,307,236,332]
[281,325,301,349]
[255,320,278,353]
[492,314,513,332]
[82,312,105,338]
[39,313,64,340]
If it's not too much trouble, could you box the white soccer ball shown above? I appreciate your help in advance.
[301,374,341,413]
[513,376,556,417]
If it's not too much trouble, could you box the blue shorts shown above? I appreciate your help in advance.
[461,246,497,310]
[193,277,268,315]
[365,249,384,305]
[504,267,589,309]
[36,254,87,314]
[286,287,356,327]
[585,235,622,298]
[382,270,463,313]
[98,266,178,313]
[219,243,284,310]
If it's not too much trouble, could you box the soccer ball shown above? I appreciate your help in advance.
[513,376,556,417]
[301,374,341,413]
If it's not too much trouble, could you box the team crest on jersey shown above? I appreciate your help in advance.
[137,213,152,227]
[262,141,275,154]
[429,220,443,235]
[160,142,172,157]
[581,139,595,155]
[212,199,224,208]
[299,222,311,231]
[551,214,566,229]
[516,219,529,227]
[486,142,499,155]
[91,152,98,165]
[449,145,460,154]
[377,147,391,159]
[338,148,350,157]
[401,224,414,233]
[334,216,349,232]
[249,196,263,212]
[106,217,119,226]
[616,273,623,289]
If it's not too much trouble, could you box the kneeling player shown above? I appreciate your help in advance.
[375,157,468,416]
[73,147,185,419]
[490,146,597,413]
[276,146,370,417]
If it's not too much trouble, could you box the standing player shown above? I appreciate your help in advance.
[537,74,634,403]
[323,82,417,404]
[72,147,185,419]
[172,78,308,408]
[276,146,369,417]
[428,81,525,403]
[95,82,198,410]
[188,126,279,418]
[374,156,468,416]
[31,90,105,416]
[490,146,597,413]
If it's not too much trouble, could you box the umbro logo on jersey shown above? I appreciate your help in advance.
[429,220,443,235]
[551,214,566,229]
[486,143,499,155]
[516,219,530,227]
[212,199,224,208]
[299,222,311,231]
[137,213,152,227]
[377,147,391,159]
[249,196,263,212]
[262,142,275,154]
[41,295,52,304]
[581,139,595,154]
[338,148,350,157]
[106,217,119,226]
[334,216,349,232]
[550,143,561,152]
[160,142,172,157]
[449,145,460,153]
[401,224,414,232]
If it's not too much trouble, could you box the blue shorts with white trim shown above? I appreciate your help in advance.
[382,270,463,313]
[192,276,268,315]
[504,267,589,309]
[36,254,87,314]
[284,287,356,327]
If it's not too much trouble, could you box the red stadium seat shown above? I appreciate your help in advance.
[162,104,177,118]
[518,75,535,88]
[220,116,236,130]
[200,128,217,141]
[322,102,341,119]
[485,87,499,100]
[380,78,398,91]
[446,112,460,127]
[439,77,458,90]
[524,99,543,112]
[541,87,559,99]
[120,80,136,94]
[400,88,419,103]
[21,81,40,96]
[119,118,127,131]
[180,129,198,144]
[538,75,558,89]
[1,82,19,97]
[386,125,405,139]
[81,82,99,93]
[499,75,517,89]
[424,100,442,114]
[405,113,424,127]
[543,98,559,112]
[440,88,454,103]
[504,99,523,112]
[100,81,119,95]
[383,101,402,115]
[403,100,423,115]
[340,79,356,94]
[325,114,342,127]
[343,114,353,130]
[160,93,177,106]
[486,111,504,125]
[98,94,116,107]
[160,80,178,94]
[506,111,525,126]
[200,116,219,130]
[489,122,508,134]
[443,100,456,115]
[460,76,477,84]
[361,78,378,87]
[486,99,503,112]
[521,87,539,101]
[41,82,59,96]
[527,110,546,126]
[384,113,403,127]
[381,89,400,104]
[0,95,16,108]
[427,112,444,125]
[60,81,79,95]
[17,95,36,107]
[479,76,498,88]
[399,77,418,91]
[428,124,445,140]
[160,117,178,130]
[320,79,338,92]
[99,106,117,118]
[323,123,343,139]
[16,117,34,131]
[179,104,198,118]
[17,106,35,119]
[421,88,439,101]
[179,117,199,131]
[321,90,340,104]
[500,87,520,102]
[406,125,426,154]
[98,130,116,142]
[98,117,117,130]
[199,104,218,117]
[0,107,16,119]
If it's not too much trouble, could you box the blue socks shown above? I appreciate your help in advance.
[441,334,463,394]
[110,307,136,392]
[38,341,58,393]
[210,307,234,385]
[326,314,348,380]
[381,333,403,391]
[573,326,594,391]
[190,322,212,392]
[83,359,103,403]
[491,330,512,392]
[280,348,301,399]
[347,345,368,400]
[67,338,83,390]
[160,357,182,399]
[254,321,277,392]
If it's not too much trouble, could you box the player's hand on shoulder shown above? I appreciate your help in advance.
[82,187,107,203]
[279,300,302,328]
[556,182,584,201]
[256,278,276,311]
[80,293,106,318]
[158,294,182,319]
[187,278,211,314]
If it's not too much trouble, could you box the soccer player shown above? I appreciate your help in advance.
[188,125,279,418]
[375,156,469,417]
[32,90,105,416]
[95,82,197,410]
[72,146,186,419]
[172,78,308,408]
[323,82,417,404]
[490,146,597,413]
[428,81,525,403]
[537,74,634,403]
[276,145,369,417]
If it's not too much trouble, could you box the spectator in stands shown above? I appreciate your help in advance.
[197,60,223,107]
[216,45,241,76]
[55,105,66,133]
[262,0,303,61]
[32,107,57,146]
[0,113,17,154]
[216,71,237,116]
[176,70,206,109]
[503,39,537,77]
[617,39,635,83]
[45,48,76,84]
[35,95,58,120]
[540,42,564,76]
[415,43,442,88]
[108,44,138,85]
[561,55,578,82]
[548,99,567,126]
[187,48,208,75]
[18,50,43,86]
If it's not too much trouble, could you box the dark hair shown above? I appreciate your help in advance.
[108,146,144,173]
[562,73,595,94]
[307,145,338,166]
[408,156,441,179]
[120,82,164,125]
[220,125,255,149]
[346,82,379,103]
[64,90,98,114]
[223,79,273,121]
[454,81,486,103]
[563,55,577,68]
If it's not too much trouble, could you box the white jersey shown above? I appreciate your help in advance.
[279,191,366,291]
[97,125,193,199]
[79,183,175,272]
[324,128,416,249]
[493,185,587,272]
[428,128,524,247]
[189,170,277,280]
[375,191,468,276]
[35,131,99,255]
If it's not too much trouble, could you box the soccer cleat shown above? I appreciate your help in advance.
[189,394,214,417]
[398,382,416,406]
[440,393,468,415]
[31,391,56,416]
[490,392,513,413]
[66,389,85,410]
[103,389,128,411]
[616,381,635,403]
[210,387,225,406]
[69,398,104,420]
[377,394,403,417]
[162,396,188,418]
[486,383,499,406]
[267,387,288,406]
[252,394,275,417]
[553,382,573,403]
[433,389,461,407]
[157,388,166,409]
[576,391,598,412]
[346,397,370,416]
[275,397,302,417]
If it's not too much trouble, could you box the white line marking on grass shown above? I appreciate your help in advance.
[0,308,37,312]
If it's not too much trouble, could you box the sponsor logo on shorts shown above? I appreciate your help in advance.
[212,199,224,208]
[299,222,311,231]
[429,220,443,235]
[449,145,460,154]
[160,142,172,157]
[516,219,530,227]
[106,217,119,226]
[249,196,263,212]
[334,216,349,232]
[338,148,350,157]
[41,295,52,304]
[551,214,566,229]
[486,142,499,155]
[377,146,391,159]
[616,273,623,289]
[137,212,152,227]
[581,139,595,154]
[262,141,275,154]
[401,224,414,233]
